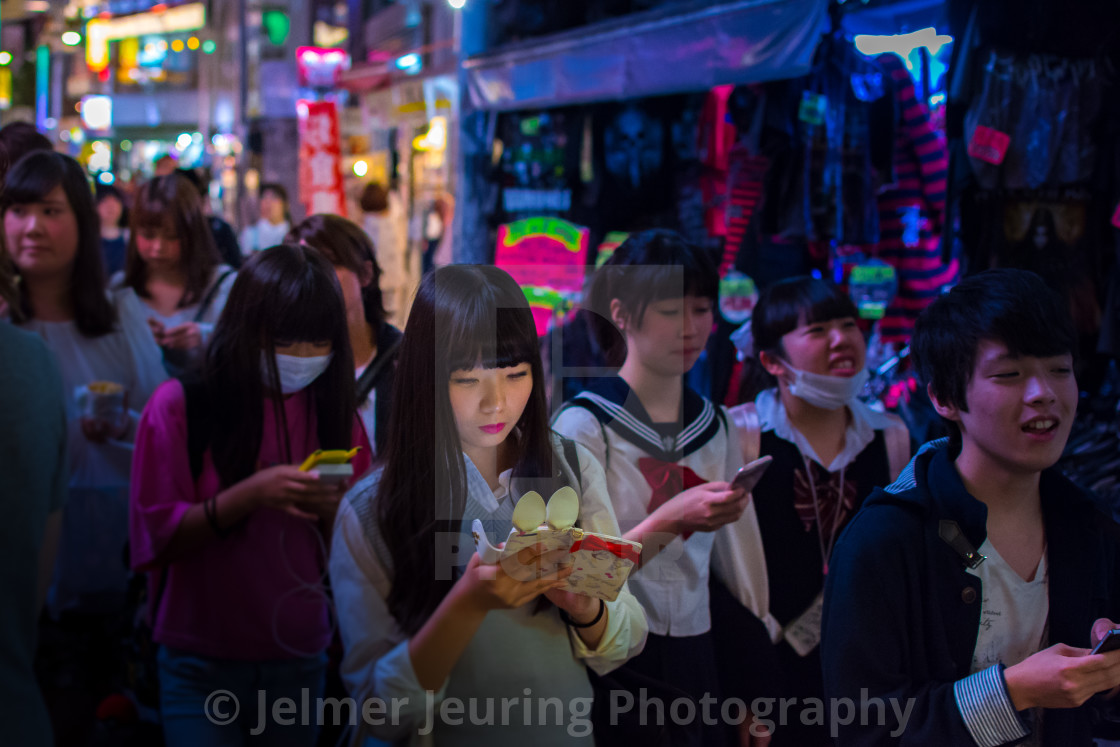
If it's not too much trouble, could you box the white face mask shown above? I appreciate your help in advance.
[780,360,869,410]
[262,352,333,394]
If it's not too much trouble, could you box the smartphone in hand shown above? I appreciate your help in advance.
[731,455,774,494]
[1092,629,1120,655]
[300,448,361,484]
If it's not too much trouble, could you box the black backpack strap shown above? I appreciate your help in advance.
[356,334,403,404]
[938,520,987,569]
[559,435,582,492]
[193,268,235,323]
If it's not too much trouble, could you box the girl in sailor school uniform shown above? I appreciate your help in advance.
[709,276,911,747]
[329,265,647,746]
[553,229,751,747]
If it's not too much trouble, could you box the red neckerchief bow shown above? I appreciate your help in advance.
[637,457,708,541]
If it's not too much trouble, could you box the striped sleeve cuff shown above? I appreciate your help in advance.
[953,664,1030,747]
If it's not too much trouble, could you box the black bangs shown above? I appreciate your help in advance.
[634,263,720,306]
[442,286,538,373]
[267,260,342,345]
[961,272,1077,361]
[752,276,859,354]
[597,229,719,325]
[912,268,1076,416]
[0,153,64,208]
[231,245,341,347]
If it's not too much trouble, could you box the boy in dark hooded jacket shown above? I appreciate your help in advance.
[822,268,1120,746]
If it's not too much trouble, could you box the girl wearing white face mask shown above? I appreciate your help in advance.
[710,276,910,747]
[129,245,372,747]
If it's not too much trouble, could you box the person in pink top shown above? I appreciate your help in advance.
[129,244,371,747]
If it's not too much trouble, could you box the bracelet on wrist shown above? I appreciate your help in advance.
[560,598,605,629]
[203,495,233,539]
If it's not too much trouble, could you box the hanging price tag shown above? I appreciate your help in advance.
[967,125,1010,166]
[798,92,828,126]
[719,271,759,324]
[848,260,898,321]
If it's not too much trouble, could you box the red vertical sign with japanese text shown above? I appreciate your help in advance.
[297,100,345,216]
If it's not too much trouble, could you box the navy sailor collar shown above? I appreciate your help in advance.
[567,376,723,461]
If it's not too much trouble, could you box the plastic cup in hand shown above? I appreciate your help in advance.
[75,381,126,423]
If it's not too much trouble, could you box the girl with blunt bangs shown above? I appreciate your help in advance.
[330,264,647,745]
[115,173,236,377]
[129,245,371,747]
[3,150,166,617]
[286,213,401,456]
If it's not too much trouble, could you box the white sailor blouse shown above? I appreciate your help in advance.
[553,377,742,637]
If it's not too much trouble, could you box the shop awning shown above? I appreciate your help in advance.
[464,0,829,111]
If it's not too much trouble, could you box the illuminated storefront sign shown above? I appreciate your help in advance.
[494,217,590,336]
[297,99,346,216]
[296,46,350,88]
[86,2,205,72]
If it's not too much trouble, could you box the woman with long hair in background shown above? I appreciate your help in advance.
[130,245,371,746]
[113,172,237,377]
[287,213,401,457]
[4,149,166,744]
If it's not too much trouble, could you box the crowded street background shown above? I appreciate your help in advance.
[2,1,1120,746]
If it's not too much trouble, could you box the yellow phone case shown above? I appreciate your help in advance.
[299,447,361,472]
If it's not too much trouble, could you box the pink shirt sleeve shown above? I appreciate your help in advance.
[129,379,196,572]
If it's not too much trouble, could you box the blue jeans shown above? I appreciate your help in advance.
[158,646,327,747]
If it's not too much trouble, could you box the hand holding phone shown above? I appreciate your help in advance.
[299,448,361,484]
[731,455,774,494]
[1091,629,1120,655]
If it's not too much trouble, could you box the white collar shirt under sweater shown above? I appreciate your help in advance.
[755,387,901,472]
[329,434,648,747]
[553,380,742,637]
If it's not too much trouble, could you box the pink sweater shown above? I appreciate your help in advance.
[130,379,371,660]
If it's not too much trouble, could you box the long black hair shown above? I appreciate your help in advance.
[0,244,18,321]
[582,229,719,366]
[1,151,115,336]
[375,264,561,635]
[204,244,356,487]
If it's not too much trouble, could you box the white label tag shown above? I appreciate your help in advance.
[782,591,824,657]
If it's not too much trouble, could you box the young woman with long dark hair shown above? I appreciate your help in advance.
[129,244,371,747]
[329,264,647,745]
[4,150,166,616]
[114,172,236,377]
[286,213,401,456]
